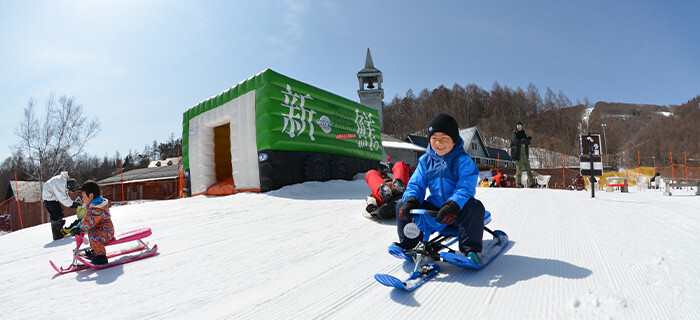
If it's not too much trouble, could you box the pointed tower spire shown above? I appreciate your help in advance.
[357,48,384,131]
[365,48,375,69]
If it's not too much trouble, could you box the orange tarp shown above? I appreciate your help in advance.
[205,177,237,196]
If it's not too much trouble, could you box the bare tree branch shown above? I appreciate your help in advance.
[13,93,101,182]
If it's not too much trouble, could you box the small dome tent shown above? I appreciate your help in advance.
[182,69,382,195]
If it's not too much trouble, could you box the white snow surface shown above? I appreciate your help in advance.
[2,180,700,319]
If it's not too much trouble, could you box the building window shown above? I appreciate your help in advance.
[471,143,477,150]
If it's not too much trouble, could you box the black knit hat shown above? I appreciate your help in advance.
[428,113,460,143]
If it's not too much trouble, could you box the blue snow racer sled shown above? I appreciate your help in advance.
[374,209,508,291]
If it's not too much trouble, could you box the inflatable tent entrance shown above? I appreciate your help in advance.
[182,69,382,196]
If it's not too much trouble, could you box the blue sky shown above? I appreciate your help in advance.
[1,0,698,162]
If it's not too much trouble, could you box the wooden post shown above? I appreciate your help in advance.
[14,171,24,229]
[120,159,125,204]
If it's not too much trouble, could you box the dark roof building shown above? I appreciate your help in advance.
[404,135,429,149]
[97,159,182,203]
[97,165,178,186]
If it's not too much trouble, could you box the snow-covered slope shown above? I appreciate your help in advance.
[1,180,699,319]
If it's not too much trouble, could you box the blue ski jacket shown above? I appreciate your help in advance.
[402,137,479,210]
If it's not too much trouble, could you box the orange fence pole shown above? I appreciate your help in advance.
[120,159,125,204]
[14,171,24,229]
[638,150,641,179]
[685,151,688,179]
[670,152,675,179]
[496,153,500,173]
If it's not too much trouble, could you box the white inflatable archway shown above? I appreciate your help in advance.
[187,91,259,195]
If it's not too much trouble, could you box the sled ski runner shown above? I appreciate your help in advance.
[375,209,508,291]
[50,227,158,274]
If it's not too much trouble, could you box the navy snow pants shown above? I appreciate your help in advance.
[395,197,485,253]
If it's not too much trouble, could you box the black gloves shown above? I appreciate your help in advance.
[436,201,460,224]
[69,222,82,236]
[398,197,419,222]
[70,197,82,208]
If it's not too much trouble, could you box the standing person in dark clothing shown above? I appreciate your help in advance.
[42,171,80,240]
[510,122,536,188]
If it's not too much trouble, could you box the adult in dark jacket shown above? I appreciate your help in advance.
[510,122,535,188]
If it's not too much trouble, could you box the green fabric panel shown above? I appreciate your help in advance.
[255,71,382,161]
[182,69,382,170]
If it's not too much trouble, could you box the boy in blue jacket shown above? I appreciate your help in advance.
[395,113,485,263]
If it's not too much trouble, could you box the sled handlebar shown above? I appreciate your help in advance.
[410,209,438,217]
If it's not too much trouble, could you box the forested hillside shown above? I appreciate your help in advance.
[384,82,699,169]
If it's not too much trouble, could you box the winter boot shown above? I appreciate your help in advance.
[392,179,405,198]
[365,195,378,213]
[389,242,415,262]
[378,183,393,204]
[466,251,480,265]
[50,220,66,241]
[83,249,96,260]
[91,254,108,266]
[375,199,397,219]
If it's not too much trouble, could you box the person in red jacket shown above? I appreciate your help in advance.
[490,171,506,187]
[364,161,410,218]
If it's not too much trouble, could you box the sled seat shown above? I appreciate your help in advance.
[105,228,152,246]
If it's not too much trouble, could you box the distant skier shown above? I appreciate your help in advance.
[364,162,410,218]
[571,173,585,190]
[394,113,484,264]
[490,171,506,187]
[70,181,114,265]
[480,178,490,188]
[42,172,80,240]
[510,122,536,188]
[649,172,661,189]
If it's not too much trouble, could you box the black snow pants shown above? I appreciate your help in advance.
[44,200,64,221]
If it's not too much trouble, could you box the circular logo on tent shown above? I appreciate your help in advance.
[258,153,268,162]
[316,115,332,134]
[403,223,420,239]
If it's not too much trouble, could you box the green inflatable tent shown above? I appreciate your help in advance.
[182,69,382,195]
